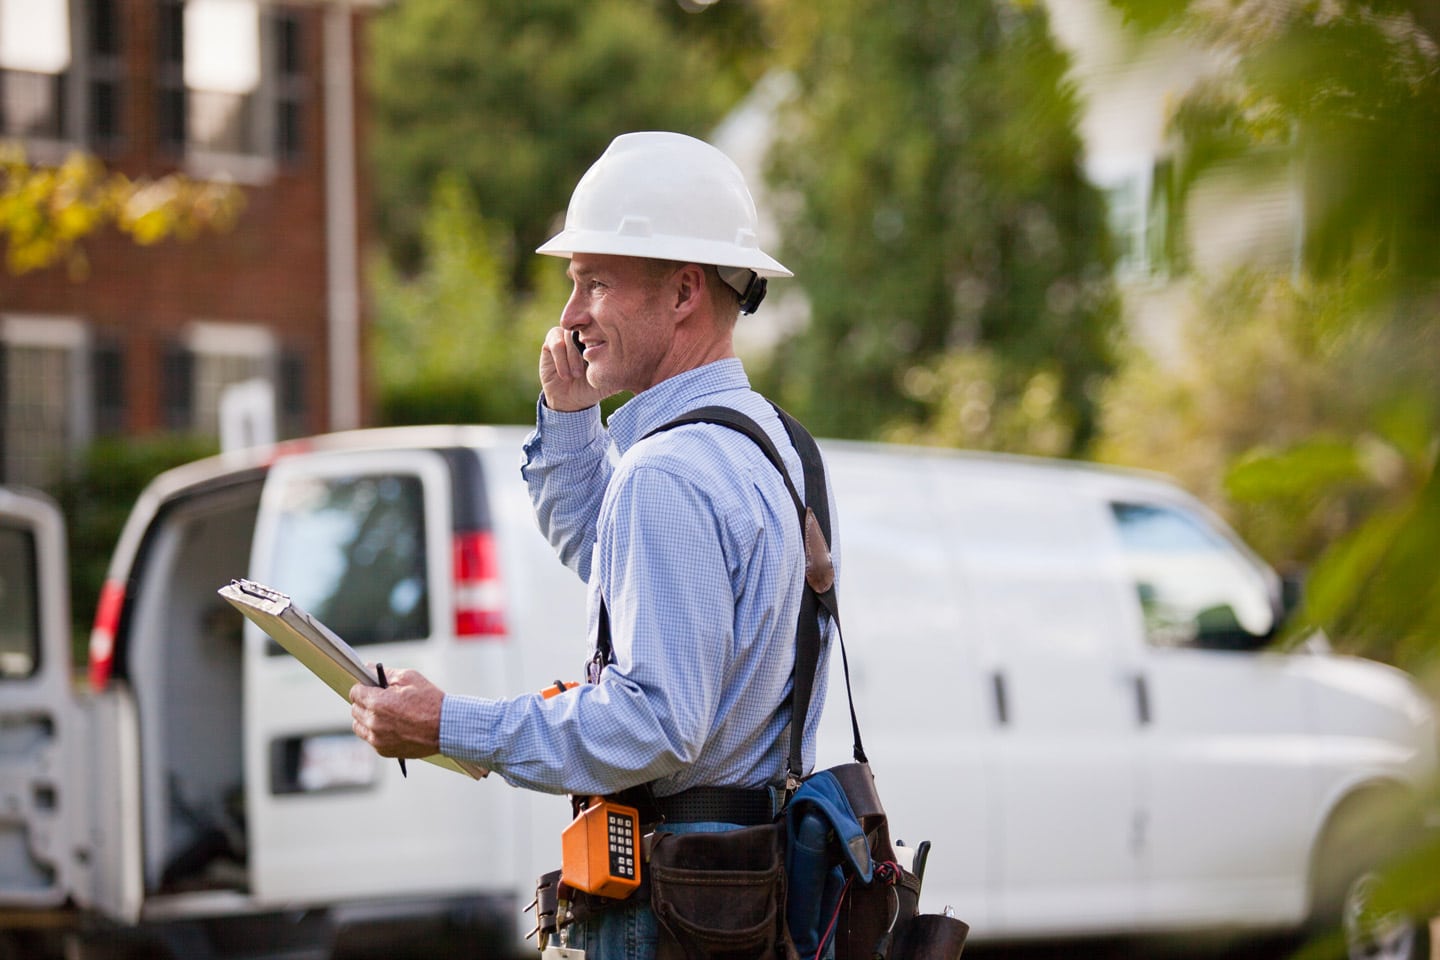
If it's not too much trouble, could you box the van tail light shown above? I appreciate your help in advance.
[453,531,506,639]
[89,579,126,691]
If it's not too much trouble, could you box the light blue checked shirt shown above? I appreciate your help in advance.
[438,359,837,797]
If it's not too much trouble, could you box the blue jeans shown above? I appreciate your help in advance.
[565,821,744,960]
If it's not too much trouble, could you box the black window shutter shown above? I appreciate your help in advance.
[92,338,126,437]
[160,343,193,431]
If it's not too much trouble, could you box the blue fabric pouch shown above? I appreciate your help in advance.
[785,770,873,957]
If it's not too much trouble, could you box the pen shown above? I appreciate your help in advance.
[375,663,406,778]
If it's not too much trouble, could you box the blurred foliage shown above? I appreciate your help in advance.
[1114,0,1440,291]
[756,0,1121,446]
[1094,4,1440,939]
[372,173,567,426]
[1099,1,1440,680]
[0,144,244,279]
[885,349,1077,457]
[54,434,218,665]
[367,0,766,281]
[1097,270,1438,581]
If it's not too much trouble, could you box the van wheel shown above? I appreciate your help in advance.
[1338,868,1429,960]
[1313,790,1429,960]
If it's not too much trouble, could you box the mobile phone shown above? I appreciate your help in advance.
[571,330,586,359]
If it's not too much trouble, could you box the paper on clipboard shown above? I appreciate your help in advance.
[218,578,488,781]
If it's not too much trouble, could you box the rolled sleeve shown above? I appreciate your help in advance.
[522,396,611,579]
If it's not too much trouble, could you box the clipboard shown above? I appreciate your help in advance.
[219,578,488,781]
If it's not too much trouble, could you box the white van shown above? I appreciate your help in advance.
[1,427,586,959]
[813,441,1436,958]
[1,428,1434,960]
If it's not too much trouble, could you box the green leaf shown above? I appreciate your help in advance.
[1224,440,1365,504]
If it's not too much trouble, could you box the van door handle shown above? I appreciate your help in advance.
[1134,673,1151,726]
[992,671,1009,727]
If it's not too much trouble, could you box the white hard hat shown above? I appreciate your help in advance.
[537,132,791,281]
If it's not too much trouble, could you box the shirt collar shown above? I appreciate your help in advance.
[606,358,751,455]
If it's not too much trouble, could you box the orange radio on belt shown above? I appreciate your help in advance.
[561,799,642,899]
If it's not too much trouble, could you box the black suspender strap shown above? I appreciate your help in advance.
[769,406,867,770]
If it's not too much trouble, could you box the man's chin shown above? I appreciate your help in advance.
[584,367,616,397]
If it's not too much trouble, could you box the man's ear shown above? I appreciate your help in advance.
[672,263,705,314]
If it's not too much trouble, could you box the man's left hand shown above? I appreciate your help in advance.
[350,667,445,759]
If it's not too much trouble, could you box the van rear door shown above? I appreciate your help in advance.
[0,489,81,910]
[242,449,515,907]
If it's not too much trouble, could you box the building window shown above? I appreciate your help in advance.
[0,316,92,489]
[1092,154,1177,280]
[157,0,304,182]
[1145,156,1177,273]
[184,0,261,157]
[164,321,278,439]
[0,0,71,146]
[0,0,129,157]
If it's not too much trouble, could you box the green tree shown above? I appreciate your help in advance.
[367,0,765,279]
[757,0,1121,447]
[372,173,565,426]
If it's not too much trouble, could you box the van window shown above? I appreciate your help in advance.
[267,474,430,649]
[1110,502,1274,650]
[0,524,38,678]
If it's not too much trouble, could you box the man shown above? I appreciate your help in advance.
[349,131,837,958]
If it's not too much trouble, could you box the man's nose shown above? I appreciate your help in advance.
[560,292,587,330]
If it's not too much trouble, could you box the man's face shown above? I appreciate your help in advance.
[562,253,677,397]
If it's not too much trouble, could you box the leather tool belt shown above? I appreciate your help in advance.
[583,784,779,829]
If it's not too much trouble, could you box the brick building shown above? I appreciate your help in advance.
[0,0,376,489]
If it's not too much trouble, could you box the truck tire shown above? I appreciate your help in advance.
[1312,790,1430,960]
[1335,866,1430,960]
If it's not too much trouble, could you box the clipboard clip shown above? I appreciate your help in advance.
[233,578,285,603]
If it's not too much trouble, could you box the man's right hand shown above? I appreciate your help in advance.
[540,325,604,412]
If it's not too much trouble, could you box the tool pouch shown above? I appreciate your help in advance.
[890,914,970,960]
[531,867,611,945]
[831,862,922,960]
[533,869,565,943]
[648,823,797,960]
[796,763,966,960]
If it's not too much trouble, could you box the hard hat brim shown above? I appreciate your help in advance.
[536,229,793,280]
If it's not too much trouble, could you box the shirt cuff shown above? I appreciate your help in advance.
[523,393,604,469]
[439,693,503,765]
[537,394,602,443]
